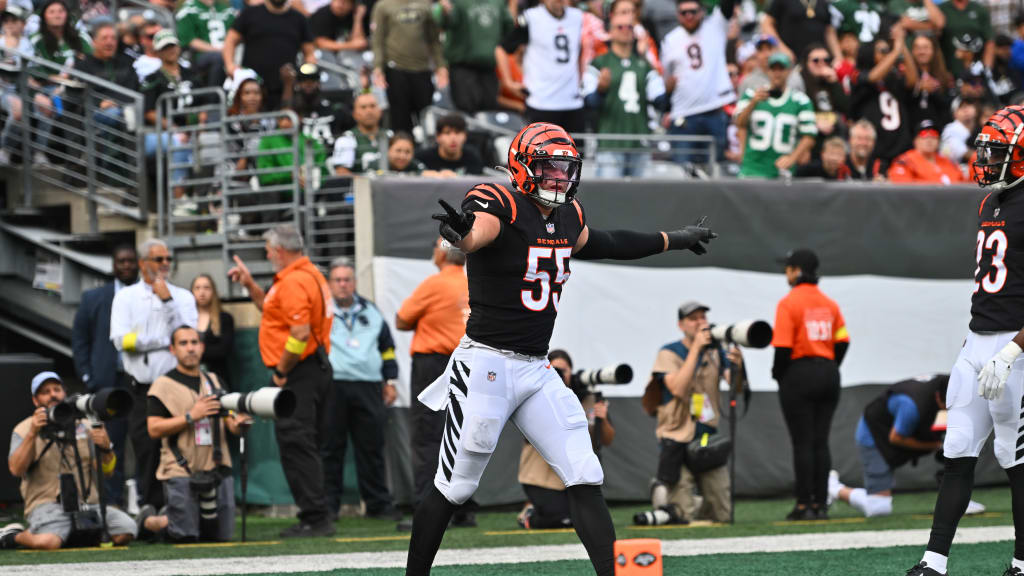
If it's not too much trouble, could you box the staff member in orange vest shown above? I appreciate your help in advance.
[228,224,335,538]
[772,248,850,521]
[395,237,473,530]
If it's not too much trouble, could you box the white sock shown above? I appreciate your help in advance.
[1012,557,1024,571]
[848,488,868,514]
[922,551,948,574]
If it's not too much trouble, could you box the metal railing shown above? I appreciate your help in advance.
[304,175,355,269]
[111,0,176,30]
[2,46,148,231]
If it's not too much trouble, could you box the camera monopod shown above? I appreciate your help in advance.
[726,365,751,525]
[239,420,251,542]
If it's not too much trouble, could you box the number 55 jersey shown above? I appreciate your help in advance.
[460,183,586,357]
[971,190,1024,332]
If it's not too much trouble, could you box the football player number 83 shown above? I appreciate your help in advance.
[522,247,572,312]
[975,230,1008,294]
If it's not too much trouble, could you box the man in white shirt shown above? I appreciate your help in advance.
[940,100,977,163]
[110,238,197,512]
[662,0,736,165]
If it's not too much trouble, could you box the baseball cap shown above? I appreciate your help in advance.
[777,248,819,274]
[297,62,320,82]
[31,371,62,395]
[2,4,28,20]
[678,300,710,319]
[917,119,940,139]
[952,33,984,53]
[153,29,179,51]
[768,52,792,69]
[754,34,778,48]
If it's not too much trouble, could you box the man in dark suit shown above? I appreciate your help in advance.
[71,245,138,507]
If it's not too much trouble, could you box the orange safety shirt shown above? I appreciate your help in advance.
[771,283,849,361]
[259,256,332,367]
[397,265,469,355]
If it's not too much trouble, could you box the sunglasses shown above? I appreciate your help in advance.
[810,56,832,64]
[679,8,699,16]
[148,256,173,263]
[613,24,632,30]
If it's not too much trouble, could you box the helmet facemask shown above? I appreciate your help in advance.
[523,156,582,207]
[974,124,1024,189]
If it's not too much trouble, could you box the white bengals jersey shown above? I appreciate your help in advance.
[661,8,736,119]
[520,5,584,111]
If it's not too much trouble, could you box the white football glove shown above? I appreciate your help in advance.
[978,341,1023,400]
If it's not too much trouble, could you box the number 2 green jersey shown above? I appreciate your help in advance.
[830,0,887,43]
[586,51,664,149]
[734,88,817,179]
[176,0,237,50]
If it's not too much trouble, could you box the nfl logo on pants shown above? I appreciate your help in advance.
[614,538,662,575]
[487,371,497,381]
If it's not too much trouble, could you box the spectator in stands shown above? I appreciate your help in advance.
[225,69,269,172]
[76,22,138,173]
[835,30,859,90]
[435,0,512,115]
[71,245,138,508]
[738,35,777,95]
[760,0,840,64]
[1011,16,1024,83]
[791,44,848,142]
[371,0,446,134]
[281,63,350,148]
[331,92,384,175]
[990,34,1019,104]
[497,0,586,132]
[734,52,817,179]
[890,0,945,34]
[585,9,666,178]
[256,110,329,191]
[311,0,367,71]
[908,33,953,130]
[662,0,736,166]
[0,372,136,550]
[589,0,662,74]
[845,119,881,180]
[832,0,888,44]
[956,60,996,107]
[0,4,33,163]
[132,20,163,82]
[380,131,425,174]
[495,41,526,113]
[137,325,248,543]
[980,0,1021,38]
[795,136,850,180]
[176,0,236,89]
[191,274,236,389]
[415,113,483,176]
[141,30,200,217]
[941,100,978,163]
[111,238,198,515]
[850,26,917,174]
[223,0,315,110]
[322,257,398,522]
[940,0,994,76]
[888,119,966,184]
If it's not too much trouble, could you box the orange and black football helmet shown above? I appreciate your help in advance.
[974,105,1024,189]
[506,122,582,207]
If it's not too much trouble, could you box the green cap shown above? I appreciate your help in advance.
[767,52,792,68]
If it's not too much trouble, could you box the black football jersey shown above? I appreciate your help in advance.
[970,189,1024,332]
[461,183,586,356]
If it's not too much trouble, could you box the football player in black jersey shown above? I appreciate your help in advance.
[404,122,716,576]
[907,105,1024,576]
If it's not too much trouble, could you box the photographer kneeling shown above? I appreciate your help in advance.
[2,372,136,549]
[638,301,746,525]
[138,326,250,542]
[517,350,615,529]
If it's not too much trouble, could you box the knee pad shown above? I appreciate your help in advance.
[436,475,478,506]
[863,495,893,518]
[564,452,604,487]
[942,425,979,460]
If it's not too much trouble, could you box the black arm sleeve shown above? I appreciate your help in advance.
[834,341,849,367]
[574,228,664,261]
[772,347,792,382]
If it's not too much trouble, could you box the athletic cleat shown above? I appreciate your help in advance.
[905,562,945,575]
[517,505,534,530]
[1002,566,1023,576]
[0,523,24,549]
[965,499,987,515]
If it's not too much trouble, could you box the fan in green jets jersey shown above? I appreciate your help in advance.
[830,0,889,43]
[176,0,236,87]
[583,10,667,179]
[734,52,817,180]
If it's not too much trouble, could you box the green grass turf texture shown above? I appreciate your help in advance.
[0,487,1013,567]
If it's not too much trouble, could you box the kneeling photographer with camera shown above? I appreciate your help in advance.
[2,372,136,550]
[636,301,747,526]
[138,326,251,542]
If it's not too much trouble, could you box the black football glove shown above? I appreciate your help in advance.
[666,216,718,255]
[431,199,476,245]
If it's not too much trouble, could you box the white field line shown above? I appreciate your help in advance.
[4,525,1014,576]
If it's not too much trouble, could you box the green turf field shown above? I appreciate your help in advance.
[0,486,1014,569]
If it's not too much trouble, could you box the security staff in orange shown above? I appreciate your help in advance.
[395,237,472,528]
[228,224,334,538]
[772,248,850,522]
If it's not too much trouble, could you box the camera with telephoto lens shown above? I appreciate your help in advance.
[41,388,134,439]
[569,364,633,401]
[211,387,296,420]
[708,320,773,348]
